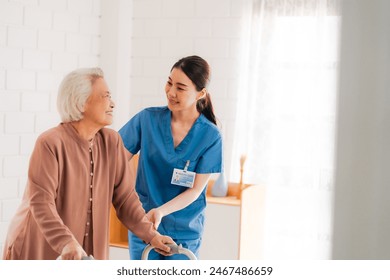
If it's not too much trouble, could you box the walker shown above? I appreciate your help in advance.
[141,243,197,260]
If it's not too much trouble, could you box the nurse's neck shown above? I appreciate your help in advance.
[171,109,200,126]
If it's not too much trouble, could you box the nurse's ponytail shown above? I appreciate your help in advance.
[171,55,217,126]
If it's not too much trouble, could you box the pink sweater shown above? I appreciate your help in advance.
[3,122,155,260]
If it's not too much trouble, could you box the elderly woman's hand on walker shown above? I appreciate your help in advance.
[149,233,174,256]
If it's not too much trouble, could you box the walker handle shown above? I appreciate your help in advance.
[56,255,94,260]
[141,243,197,260]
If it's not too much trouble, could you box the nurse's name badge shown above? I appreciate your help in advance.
[171,160,195,188]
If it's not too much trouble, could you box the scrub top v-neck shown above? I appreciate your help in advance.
[119,106,223,239]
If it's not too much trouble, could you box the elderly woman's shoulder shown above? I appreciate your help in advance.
[35,125,65,144]
[99,127,121,141]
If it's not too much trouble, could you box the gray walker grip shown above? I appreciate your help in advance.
[141,243,197,260]
[56,255,95,260]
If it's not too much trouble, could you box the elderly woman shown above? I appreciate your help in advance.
[2,68,173,260]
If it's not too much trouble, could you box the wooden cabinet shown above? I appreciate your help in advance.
[109,206,129,249]
[201,181,265,259]
[109,155,265,259]
[109,155,138,251]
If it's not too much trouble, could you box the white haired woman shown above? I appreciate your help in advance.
[2,68,173,260]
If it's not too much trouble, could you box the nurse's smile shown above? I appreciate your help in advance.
[168,98,179,105]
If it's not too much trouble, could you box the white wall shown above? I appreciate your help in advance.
[332,0,390,259]
[99,0,132,130]
[0,0,246,256]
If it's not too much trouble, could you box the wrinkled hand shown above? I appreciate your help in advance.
[146,208,164,230]
[149,234,175,256]
[59,240,87,260]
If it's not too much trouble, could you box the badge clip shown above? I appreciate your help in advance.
[184,160,190,172]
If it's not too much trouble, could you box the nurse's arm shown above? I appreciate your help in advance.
[147,173,212,229]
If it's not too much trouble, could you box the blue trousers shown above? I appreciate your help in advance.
[128,231,201,260]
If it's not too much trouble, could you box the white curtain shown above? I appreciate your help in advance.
[232,0,341,259]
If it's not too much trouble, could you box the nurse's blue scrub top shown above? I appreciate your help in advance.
[119,106,223,239]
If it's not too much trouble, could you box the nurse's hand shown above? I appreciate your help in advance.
[146,208,164,230]
[149,234,174,256]
[59,240,87,260]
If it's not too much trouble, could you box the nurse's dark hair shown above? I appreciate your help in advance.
[171,55,217,125]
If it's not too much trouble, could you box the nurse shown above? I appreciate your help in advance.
[119,55,223,260]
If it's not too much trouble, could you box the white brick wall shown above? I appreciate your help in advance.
[52,52,78,71]
[0,178,18,199]
[80,16,100,35]
[68,0,94,15]
[53,12,79,32]
[0,136,19,156]
[2,156,29,177]
[0,221,8,256]
[0,25,6,47]
[6,69,36,90]
[21,92,50,112]
[8,26,37,48]
[0,94,20,112]
[0,48,23,68]
[177,18,213,37]
[38,30,66,51]
[2,199,22,221]
[0,1,23,25]
[20,134,38,156]
[5,112,35,134]
[23,50,51,70]
[36,71,64,91]
[0,72,4,90]
[39,0,67,12]
[0,0,102,252]
[0,115,4,135]
[24,6,53,28]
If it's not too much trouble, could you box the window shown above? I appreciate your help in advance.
[232,0,341,259]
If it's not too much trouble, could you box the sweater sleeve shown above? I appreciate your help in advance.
[112,134,157,244]
[28,137,76,253]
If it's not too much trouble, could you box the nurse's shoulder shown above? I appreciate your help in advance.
[197,114,222,139]
[120,106,168,130]
[131,106,170,123]
[143,106,169,116]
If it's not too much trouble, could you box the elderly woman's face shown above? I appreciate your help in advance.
[82,77,114,127]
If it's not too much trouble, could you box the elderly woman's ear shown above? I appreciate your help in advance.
[77,103,85,114]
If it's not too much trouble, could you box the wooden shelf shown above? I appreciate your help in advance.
[110,241,129,249]
[205,179,253,206]
[206,196,240,206]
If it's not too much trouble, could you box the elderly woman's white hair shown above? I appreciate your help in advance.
[57,67,104,122]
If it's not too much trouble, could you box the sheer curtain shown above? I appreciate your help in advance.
[231,0,341,259]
